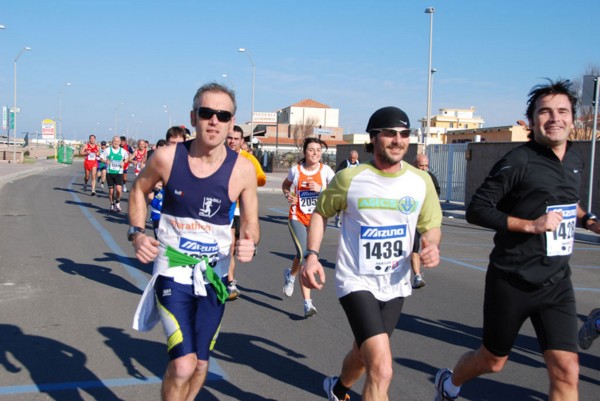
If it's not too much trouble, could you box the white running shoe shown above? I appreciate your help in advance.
[123,184,127,193]
[283,268,295,297]
[304,299,317,318]
[115,202,122,212]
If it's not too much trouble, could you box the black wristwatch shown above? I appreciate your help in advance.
[304,249,320,259]
[582,212,598,230]
[127,226,145,241]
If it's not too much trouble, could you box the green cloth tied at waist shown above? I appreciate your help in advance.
[165,245,228,304]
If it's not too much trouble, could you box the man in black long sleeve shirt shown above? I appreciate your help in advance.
[433,79,600,401]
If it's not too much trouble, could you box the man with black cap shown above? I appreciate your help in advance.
[301,106,442,401]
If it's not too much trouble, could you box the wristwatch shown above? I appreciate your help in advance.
[304,249,320,259]
[582,212,598,230]
[127,226,145,241]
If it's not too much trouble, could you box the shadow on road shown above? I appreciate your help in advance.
[0,324,123,401]
[56,257,143,295]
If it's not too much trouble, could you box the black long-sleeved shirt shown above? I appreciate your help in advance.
[466,140,584,286]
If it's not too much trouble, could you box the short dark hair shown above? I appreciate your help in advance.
[166,126,187,141]
[192,82,236,115]
[156,139,167,147]
[526,78,577,122]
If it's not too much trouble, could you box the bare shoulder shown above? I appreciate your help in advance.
[234,155,256,176]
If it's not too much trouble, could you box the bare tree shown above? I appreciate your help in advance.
[291,117,320,151]
[573,65,600,141]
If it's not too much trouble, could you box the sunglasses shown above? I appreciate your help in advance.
[196,107,233,123]
[377,128,412,138]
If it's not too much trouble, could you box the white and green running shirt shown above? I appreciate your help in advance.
[315,161,442,301]
[101,146,129,175]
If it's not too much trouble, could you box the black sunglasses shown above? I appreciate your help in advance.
[196,107,233,123]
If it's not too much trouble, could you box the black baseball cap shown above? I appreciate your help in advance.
[366,106,410,136]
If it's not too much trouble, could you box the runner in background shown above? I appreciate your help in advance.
[225,125,267,300]
[120,135,134,193]
[80,134,99,196]
[97,140,108,191]
[100,135,129,213]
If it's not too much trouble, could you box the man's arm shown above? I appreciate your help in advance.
[300,212,327,290]
[236,158,260,261]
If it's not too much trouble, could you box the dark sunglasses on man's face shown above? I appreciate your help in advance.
[196,107,233,123]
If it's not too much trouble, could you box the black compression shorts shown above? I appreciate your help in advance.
[482,266,577,356]
[339,291,404,348]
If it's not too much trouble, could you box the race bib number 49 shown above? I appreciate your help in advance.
[545,203,576,257]
[359,224,408,275]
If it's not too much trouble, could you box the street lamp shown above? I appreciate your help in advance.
[59,82,71,143]
[13,46,31,163]
[163,105,172,127]
[221,74,235,89]
[238,48,255,149]
[425,7,435,149]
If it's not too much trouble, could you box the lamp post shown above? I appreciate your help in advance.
[58,82,71,144]
[221,74,235,89]
[13,46,31,162]
[425,7,435,150]
[238,48,255,149]
[163,105,172,127]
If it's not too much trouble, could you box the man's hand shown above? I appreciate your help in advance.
[533,211,563,234]
[235,230,256,262]
[300,256,325,290]
[420,236,440,268]
[132,235,160,263]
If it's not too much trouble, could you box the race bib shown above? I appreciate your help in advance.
[87,153,96,161]
[298,190,319,214]
[545,203,576,257]
[178,236,220,270]
[109,159,121,171]
[359,224,408,275]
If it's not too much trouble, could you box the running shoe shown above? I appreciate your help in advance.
[123,184,128,193]
[433,368,457,400]
[100,183,105,190]
[304,299,317,318]
[413,274,426,289]
[579,308,600,349]
[283,268,295,297]
[109,204,115,213]
[323,376,350,401]
[115,202,122,212]
[335,218,341,228]
[83,183,88,192]
[91,191,96,196]
[227,280,241,301]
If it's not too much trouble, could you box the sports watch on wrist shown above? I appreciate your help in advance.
[582,212,598,230]
[127,226,145,241]
[304,249,320,259]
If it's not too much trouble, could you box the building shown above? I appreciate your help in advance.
[244,99,347,154]
[444,124,529,143]
[420,107,486,144]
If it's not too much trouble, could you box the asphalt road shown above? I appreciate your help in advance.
[0,162,598,401]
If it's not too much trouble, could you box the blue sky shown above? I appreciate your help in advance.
[1,0,599,144]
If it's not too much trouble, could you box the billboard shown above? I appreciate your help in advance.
[253,112,277,124]
[42,119,56,139]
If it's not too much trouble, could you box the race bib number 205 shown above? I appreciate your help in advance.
[359,224,408,275]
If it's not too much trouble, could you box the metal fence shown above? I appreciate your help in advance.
[427,143,468,203]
